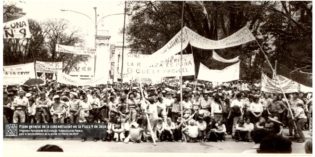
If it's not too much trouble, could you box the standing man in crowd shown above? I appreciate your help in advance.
[230,93,244,137]
[35,92,51,123]
[50,95,67,123]
[12,90,29,123]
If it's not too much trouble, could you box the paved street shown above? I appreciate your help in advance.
[4,136,309,156]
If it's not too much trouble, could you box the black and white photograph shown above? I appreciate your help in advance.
[2,0,313,156]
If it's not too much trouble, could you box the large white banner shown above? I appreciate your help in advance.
[3,17,31,39]
[3,63,35,85]
[125,53,195,79]
[55,44,95,56]
[197,62,240,83]
[143,26,255,66]
[212,51,239,63]
[57,72,108,86]
[36,61,63,73]
[261,73,312,93]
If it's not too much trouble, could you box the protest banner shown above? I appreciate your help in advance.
[212,51,239,63]
[299,83,312,93]
[35,61,63,73]
[261,73,299,93]
[57,72,108,86]
[143,26,255,66]
[261,73,312,93]
[188,26,255,49]
[55,44,95,55]
[3,63,35,85]
[197,62,240,83]
[125,53,195,80]
[3,16,31,39]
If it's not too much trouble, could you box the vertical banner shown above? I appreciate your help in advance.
[3,63,35,85]
[3,16,31,39]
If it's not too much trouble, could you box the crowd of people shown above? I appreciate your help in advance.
[3,80,312,145]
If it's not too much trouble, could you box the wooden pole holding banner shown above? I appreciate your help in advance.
[34,60,37,79]
[274,60,277,78]
[180,1,185,123]
[254,39,297,130]
[139,80,157,146]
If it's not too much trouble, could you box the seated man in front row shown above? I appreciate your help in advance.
[234,118,254,142]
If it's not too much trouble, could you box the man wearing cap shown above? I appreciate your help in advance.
[12,90,29,123]
[50,95,67,123]
[35,92,52,123]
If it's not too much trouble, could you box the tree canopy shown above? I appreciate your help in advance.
[3,3,88,73]
[126,1,312,80]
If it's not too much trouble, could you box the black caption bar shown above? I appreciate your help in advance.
[4,123,107,137]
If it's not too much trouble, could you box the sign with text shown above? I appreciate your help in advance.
[56,44,95,56]
[57,72,108,86]
[3,63,35,85]
[3,17,31,39]
[125,54,195,79]
[36,61,63,73]
[143,26,255,66]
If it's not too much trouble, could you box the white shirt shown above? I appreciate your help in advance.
[231,99,243,108]
[249,102,263,113]
[244,123,254,131]
[147,103,158,119]
[295,107,307,119]
[211,102,222,115]
[13,96,29,108]
[80,100,92,111]
[200,97,211,109]
[182,100,193,110]
[163,97,174,108]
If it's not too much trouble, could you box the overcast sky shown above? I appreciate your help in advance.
[9,0,129,46]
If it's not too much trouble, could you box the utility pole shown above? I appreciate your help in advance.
[94,7,97,78]
[120,1,127,82]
